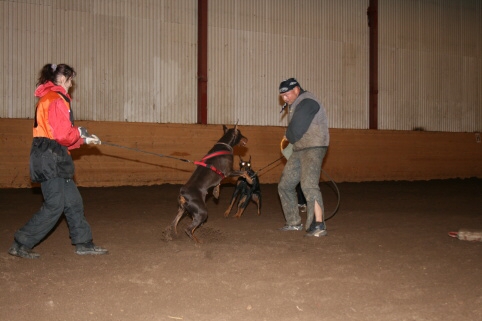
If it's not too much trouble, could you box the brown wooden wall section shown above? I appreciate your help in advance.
[1,119,481,188]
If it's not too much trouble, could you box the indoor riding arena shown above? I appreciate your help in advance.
[1,1,481,321]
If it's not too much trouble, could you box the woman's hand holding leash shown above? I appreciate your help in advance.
[78,126,101,145]
[84,134,101,145]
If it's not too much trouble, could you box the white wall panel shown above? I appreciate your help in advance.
[208,0,370,129]
[0,1,51,119]
[379,0,482,132]
[0,0,197,123]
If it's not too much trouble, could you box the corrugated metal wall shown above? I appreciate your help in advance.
[1,0,481,132]
[379,0,482,132]
[0,0,197,123]
[208,0,369,128]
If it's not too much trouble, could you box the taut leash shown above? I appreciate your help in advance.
[102,141,232,178]
[101,141,193,163]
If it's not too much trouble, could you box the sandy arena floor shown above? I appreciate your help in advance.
[1,179,481,321]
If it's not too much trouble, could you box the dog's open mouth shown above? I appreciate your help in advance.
[239,137,248,147]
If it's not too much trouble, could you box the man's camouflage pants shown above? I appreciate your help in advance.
[278,146,327,230]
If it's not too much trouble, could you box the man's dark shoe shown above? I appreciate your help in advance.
[8,241,40,259]
[279,224,303,231]
[306,220,318,233]
[305,222,327,237]
[75,242,108,255]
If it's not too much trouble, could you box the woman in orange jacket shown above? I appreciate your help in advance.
[8,63,108,259]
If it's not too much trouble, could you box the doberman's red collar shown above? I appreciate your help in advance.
[194,150,232,178]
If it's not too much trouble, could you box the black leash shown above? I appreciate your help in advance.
[254,156,285,174]
[320,168,341,221]
[101,141,194,163]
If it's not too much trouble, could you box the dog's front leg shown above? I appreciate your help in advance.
[252,193,261,216]
[228,171,253,184]
[234,195,249,218]
[224,197,237,217]
[213,184,221,199]
[224,179,244,217]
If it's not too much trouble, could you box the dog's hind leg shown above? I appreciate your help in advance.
[171,195,187,235]
[185,204,208,243]
[186,226,201,243]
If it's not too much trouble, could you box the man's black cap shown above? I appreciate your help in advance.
[279,78,300,94]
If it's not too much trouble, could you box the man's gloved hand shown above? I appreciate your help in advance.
[280,136,293,159]
[78,127,90,138]
[84,134,101,145]
[281,143,293,160]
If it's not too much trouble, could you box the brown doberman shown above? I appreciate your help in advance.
[170,125,248,243]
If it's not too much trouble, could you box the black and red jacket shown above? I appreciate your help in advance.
[30,82,83,182]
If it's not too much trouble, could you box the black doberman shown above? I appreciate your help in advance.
[224,156,261,218]
[170,125,248,243]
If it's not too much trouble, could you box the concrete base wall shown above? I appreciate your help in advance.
[1,119,481,188]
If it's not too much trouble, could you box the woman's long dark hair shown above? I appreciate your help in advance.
[36,63,76,86]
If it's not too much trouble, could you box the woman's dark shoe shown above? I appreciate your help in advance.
[8,241,40,259]
[75,242,108,255]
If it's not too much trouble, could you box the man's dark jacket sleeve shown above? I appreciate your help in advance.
[286,98,320,144]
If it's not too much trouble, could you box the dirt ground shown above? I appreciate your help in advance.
[1,178,481,321]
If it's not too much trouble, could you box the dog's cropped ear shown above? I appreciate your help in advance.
[234,119,239,133]
[223,125,228,133]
